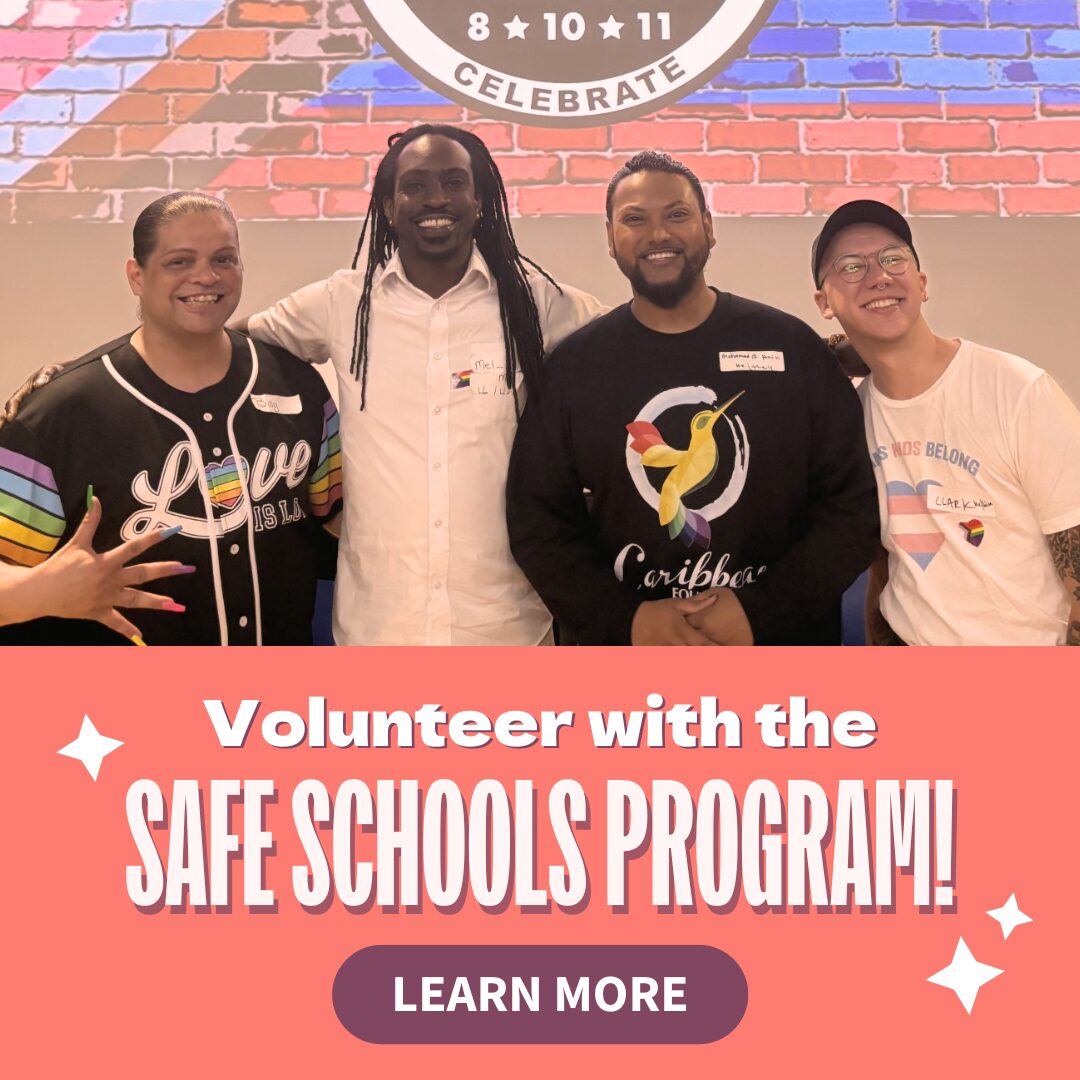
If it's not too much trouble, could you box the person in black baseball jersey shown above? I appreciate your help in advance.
[507,152,879,645]
[0,192,343,645]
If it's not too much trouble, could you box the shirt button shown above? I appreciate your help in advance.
[434,519,443,527]
[434,301,442,310]
[213,447,222,456]
[433,352,442,360]
[203,412,213,422]
[229,544,240,555]
[239,616,249,628]
[433,406,441,415]
[433,462,442,471]
[433,581,442,591]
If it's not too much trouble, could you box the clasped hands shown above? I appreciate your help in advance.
[630,588,754,646]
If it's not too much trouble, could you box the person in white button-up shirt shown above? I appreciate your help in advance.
[245,125,606,645]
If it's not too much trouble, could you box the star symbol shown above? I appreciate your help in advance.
[599,15,624,39]
[57,715,123,781]
[504,15,529,39]
[986,893,1033,940]
[927,937,1003,1014]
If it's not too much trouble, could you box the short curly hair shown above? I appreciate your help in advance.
[606,151,708,219]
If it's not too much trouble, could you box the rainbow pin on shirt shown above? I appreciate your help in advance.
[960,519,985,547]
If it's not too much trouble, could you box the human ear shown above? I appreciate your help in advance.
[813,289,834,320]
[605,219,615,259]
[703,210,716,251]
[126,257,143,298]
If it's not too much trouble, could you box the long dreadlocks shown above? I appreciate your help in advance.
[348,124,560,413]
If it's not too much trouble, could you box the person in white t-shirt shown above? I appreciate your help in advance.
[811,199,1080,645]
[242,125,606,645]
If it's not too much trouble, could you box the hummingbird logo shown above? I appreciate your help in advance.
[626,390,748,549]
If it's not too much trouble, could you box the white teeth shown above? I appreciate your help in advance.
[866,298,899,310]
[180,295,220,304]
[644,251,678,261]
[418,217,454,228]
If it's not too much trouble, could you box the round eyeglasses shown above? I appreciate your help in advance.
[828,245,913,284]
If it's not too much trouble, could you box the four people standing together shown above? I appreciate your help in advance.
[2,126,1078,645]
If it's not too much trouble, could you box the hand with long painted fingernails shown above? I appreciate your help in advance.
[0,496,195,643]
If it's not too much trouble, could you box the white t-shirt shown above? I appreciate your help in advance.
[249,247,606,645]
[860,339,1080,645]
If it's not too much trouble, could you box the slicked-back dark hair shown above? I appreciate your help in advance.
[605,151,708,220]
[132,191,237,266]
[348,124,559,411]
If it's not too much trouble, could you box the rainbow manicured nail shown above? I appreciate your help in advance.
[171,565,197,575]
[162,602,186,614]
[86,484,94,510]
[131,635,147,647]
[161,524,182,539]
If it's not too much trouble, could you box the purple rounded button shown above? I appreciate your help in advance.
[332,944,747,1044]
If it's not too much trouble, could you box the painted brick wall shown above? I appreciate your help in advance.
[1,0,1080,220]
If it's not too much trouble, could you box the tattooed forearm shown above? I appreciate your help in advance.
[1048,525,1080,598]
[1048,525,1080,645]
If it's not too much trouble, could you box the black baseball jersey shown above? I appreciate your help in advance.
[0,330,343,644]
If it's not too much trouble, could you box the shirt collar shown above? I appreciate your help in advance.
[377,244,493,297]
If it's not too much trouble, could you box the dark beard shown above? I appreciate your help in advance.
[619,248,709,309]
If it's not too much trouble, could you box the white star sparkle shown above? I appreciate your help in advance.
[599,15,624,39]
[504,15,529,39]
[927,937,1003,1015]
[986,893,1033,940]
[57,715,123,781]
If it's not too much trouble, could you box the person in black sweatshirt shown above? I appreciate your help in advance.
[507,152,879,645]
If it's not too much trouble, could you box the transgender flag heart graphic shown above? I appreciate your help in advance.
[886,479,945,571]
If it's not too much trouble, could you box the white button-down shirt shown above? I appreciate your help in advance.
[249,247,606,644]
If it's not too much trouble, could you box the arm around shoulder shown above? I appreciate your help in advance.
[532,274,611,353]
[244,276,337,364]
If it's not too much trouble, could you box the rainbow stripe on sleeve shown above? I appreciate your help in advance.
[309,399,343,518]
[0,447,66,567]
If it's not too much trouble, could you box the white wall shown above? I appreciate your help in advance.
[2,216,1077,405]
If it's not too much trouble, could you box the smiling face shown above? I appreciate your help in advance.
[126,210,242,337]
[384,133,480,270]
[814,222,927,347]
[607,169,715,309]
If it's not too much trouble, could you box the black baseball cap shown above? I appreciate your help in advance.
[811,199,919,287]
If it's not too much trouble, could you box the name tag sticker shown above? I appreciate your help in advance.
[250,393,302,415]
[719,351,785,373]
[471,367,503,394]
[470,365,520,397]
[926,489,996,517]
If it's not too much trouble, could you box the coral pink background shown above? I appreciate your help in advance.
[2,648,1072,1076]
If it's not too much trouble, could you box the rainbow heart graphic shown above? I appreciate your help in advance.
[960,519,985,547]
[205,455,248,511]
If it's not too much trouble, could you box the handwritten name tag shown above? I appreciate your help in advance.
[250,393,302,415]
[926,489,996,517]
[719,351,785,373]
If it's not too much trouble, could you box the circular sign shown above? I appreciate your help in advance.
[351,1,780,126]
